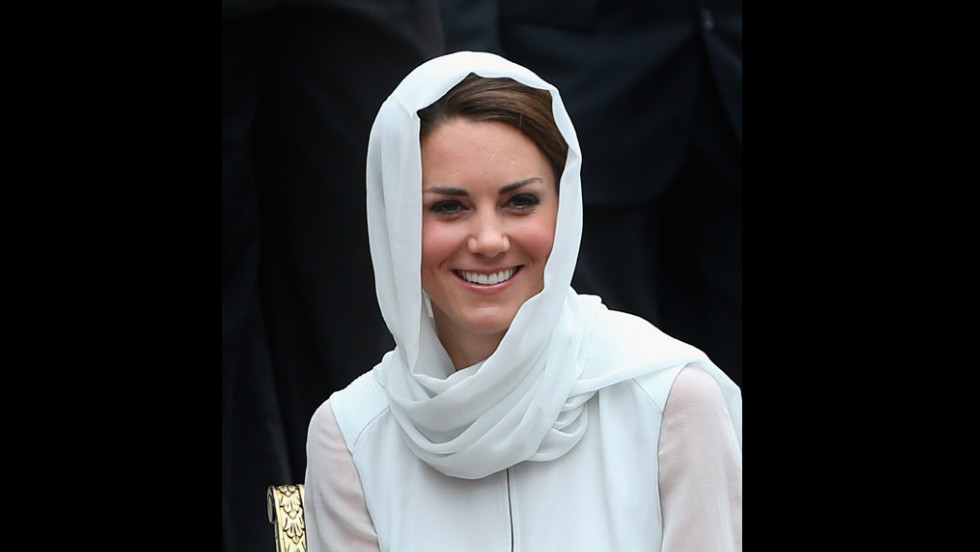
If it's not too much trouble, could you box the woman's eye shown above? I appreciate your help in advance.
[430,200,464,215]
[507,194,540,211]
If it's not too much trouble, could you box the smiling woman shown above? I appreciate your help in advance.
[303,51,743,552]
[415,74,568,370]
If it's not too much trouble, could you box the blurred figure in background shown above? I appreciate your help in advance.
[438,0,742,388]
[221,2,443,550]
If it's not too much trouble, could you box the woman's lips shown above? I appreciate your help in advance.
[453,266,521,285]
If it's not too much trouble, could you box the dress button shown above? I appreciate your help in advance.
[701,8,715,31]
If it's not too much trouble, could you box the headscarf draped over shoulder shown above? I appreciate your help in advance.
[366,51,741,479]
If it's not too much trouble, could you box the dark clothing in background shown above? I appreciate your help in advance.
[221,3,443,551]
[439,0,742,387]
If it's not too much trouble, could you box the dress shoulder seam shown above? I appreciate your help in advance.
[329,369,390,452]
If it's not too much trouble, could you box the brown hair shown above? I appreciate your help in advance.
[418,73,568,185]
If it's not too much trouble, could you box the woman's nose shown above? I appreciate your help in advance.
[466,214,509,257]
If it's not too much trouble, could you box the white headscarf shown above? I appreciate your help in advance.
[366,51,741,480]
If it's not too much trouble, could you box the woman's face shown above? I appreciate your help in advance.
[420,118,558,348]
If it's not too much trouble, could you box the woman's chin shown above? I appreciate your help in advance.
[434,307,516,341]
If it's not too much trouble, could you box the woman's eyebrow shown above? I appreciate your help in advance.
[423,186,468,196]
[499,177,542,195]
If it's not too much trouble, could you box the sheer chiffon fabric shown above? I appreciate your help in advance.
[306,365,741,551]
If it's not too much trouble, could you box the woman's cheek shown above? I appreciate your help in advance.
[421,221,459,269]
[516,218,557,259]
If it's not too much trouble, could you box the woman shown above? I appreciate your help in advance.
[304,51,742,551]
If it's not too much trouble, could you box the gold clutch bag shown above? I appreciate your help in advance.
[267,484,306,552]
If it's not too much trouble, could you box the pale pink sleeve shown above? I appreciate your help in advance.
[659,365,742,551]
[304,400,380,552]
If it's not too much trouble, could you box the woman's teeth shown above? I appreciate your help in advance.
[456,268,517,285]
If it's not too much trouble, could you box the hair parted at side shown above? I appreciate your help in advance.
[417,73,569,185]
